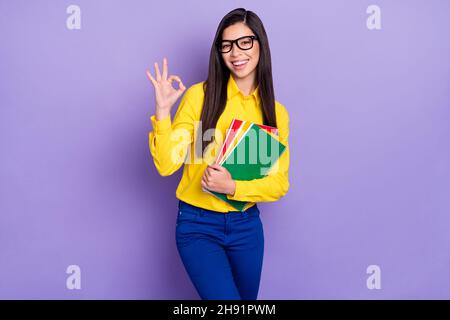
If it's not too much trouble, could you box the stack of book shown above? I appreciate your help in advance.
[202,118,286,211]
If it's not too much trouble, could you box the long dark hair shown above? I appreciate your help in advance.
[196,8,277,158]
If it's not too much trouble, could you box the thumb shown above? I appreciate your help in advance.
[209,163,223,171]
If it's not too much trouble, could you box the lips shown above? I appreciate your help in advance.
[232,60,249,66]
[231,59,249,70]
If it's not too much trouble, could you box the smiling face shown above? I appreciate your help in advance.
[220,22,260,81]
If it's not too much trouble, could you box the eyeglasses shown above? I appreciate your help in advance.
[217,35,258,53]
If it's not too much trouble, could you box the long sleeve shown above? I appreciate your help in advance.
[226,105,290,202]
[148,90,196,176]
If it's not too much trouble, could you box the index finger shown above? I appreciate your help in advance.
[154,62,161,81]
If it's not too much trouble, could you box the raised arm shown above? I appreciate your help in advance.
[146,58,194,176]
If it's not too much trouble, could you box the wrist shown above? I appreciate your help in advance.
[155,109,170,121]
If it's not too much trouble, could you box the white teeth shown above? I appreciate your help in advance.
[232,60,248,66]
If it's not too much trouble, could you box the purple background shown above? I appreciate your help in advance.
[1,0,449,299]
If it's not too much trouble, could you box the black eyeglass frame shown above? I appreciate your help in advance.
[216,35,258,53]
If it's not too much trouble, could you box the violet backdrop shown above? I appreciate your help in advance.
[0,0,449,299]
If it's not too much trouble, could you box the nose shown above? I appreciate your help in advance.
[230,43,242,56]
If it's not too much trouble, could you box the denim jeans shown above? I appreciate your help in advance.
[175,199,264,300]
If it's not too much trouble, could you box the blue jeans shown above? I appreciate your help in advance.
[175,199,264,300]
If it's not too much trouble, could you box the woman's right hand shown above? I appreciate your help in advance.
[146,57,186,120]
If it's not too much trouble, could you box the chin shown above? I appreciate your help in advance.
[232,69,256,79]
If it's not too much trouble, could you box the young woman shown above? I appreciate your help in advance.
[146,8,290,300]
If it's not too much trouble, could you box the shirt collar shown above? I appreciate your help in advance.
[227,74,260,105]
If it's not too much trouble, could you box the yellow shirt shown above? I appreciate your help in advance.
[148,74,290,212]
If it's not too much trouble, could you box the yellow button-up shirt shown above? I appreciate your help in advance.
[148,74,290,212]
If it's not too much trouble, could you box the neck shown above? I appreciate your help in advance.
[232,72,257,96]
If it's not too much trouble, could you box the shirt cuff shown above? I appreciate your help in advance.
[150,113,172,134]
[226,180,242,201]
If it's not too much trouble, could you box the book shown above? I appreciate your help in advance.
[203,119,286,211]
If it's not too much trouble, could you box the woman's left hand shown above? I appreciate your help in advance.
[201,164,236,196]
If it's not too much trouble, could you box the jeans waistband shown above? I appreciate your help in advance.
[178,199,258,216]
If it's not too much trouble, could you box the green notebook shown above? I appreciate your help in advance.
[207,121,286,211]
